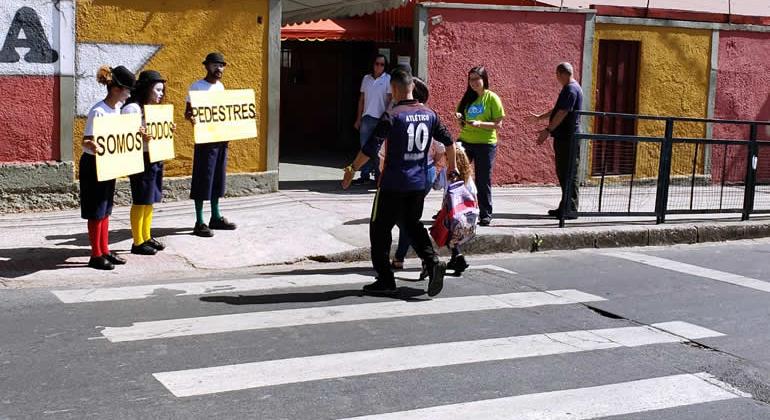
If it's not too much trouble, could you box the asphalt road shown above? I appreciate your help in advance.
[3,239,770,419]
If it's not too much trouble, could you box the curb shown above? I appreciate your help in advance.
[307,220,770,263]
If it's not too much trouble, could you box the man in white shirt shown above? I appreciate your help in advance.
[352,54,392,185]
[185,52,236,237]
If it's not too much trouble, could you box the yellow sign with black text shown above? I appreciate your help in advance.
[189,89,258,144]
[145,104,176,162]
[94,113,144,181]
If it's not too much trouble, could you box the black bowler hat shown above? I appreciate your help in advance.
[203,52,227,65]
[136,70,166,86]
[111,65,136,89]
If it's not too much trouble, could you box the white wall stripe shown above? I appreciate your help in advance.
[604,251,770,293]
[52,274,374,303]
[338,372,748,420]
[152,322,723,397]
[102,290,605,343]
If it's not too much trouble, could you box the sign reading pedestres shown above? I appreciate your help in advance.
[144,104,176,162]
[93,113,144,181]
[189,89,258,144]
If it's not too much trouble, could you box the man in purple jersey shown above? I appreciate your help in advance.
[343,68,458,297]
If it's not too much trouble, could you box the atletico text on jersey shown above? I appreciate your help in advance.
[363,100,453,192]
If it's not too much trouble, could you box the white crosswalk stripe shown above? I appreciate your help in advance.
[603,251,770,293]
[152,321,723,397]
[50,265,516,303]
[337,372,750,420]
[51,274,373,303]
[100,289,605,342]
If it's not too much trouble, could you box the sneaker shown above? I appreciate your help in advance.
[146,237,165,251]
[88,256,114,271]
[103,252,127,265]
[427,261,446,297]
[351,176,371,185]
[479,217,492,227]
[131,243,157,256]
[209,217,237,230]
[363,279,397,296]
[448,254,469,276]
[193,223,214,237]
[390,259,404,270]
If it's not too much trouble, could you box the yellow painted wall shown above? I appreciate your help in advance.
[75,0,269,177]
[592,24,712,178]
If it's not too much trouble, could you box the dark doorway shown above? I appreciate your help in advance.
[592,39,641,176]
[280,41,374,160]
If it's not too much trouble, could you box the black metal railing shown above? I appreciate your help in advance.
[559,111,770,227]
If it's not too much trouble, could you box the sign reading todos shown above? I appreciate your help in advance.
[189,89,258,144]
[144,104,175,162]
[93,113,144,181]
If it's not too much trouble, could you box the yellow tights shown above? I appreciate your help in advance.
[130,205,154,246]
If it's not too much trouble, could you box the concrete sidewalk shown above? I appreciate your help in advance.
[2,181,770,288]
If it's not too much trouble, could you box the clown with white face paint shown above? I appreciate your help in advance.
[81,65,136,270]
[122,70,173,256]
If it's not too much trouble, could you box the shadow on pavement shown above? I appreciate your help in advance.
[199,286,428,305]
[45,227,193,247]
[0,247,91,278]
[0,227,192,279]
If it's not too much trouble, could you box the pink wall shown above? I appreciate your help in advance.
[712,31,770,183]
[427,8,586,185]
[0,76,60,162]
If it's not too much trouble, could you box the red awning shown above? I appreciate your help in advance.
[281,19,380,41]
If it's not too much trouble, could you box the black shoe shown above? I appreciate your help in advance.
[427,261,446,297]
[103,252,127,265]
[146,237,165,251]
[209,217,237,230]
[547,209,559,217]
[448,254,469,276]
[479,217,492,226]
[88,256,114,271]
[131,243,157,256]
[351,177,371,185]
[419,262,429,281]
[193,223,214,237]
[363,279,397,296]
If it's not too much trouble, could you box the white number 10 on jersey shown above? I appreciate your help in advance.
[407,122,430,152]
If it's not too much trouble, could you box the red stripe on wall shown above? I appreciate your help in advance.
[0,76,60,163]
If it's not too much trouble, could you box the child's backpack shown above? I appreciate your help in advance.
[430,180,479,248]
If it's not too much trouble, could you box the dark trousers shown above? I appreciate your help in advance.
[553,137,580,213]
[461,142,497,220]
[370,189,438,283]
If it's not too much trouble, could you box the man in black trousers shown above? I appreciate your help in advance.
[342,68,457,297]
[532,62,584,219]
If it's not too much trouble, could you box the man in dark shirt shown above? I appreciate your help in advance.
[342,68,457,297]
[532,62,584,219]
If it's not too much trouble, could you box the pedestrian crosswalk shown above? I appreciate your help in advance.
[52,262,755,418]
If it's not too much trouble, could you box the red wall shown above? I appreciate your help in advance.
[0,76,60,162]
[427,8,586,185]
[712,31,770,183]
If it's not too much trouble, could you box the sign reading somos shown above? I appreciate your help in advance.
[145,104,175,163]
[93,113,144,181]
[189,89,258,144]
